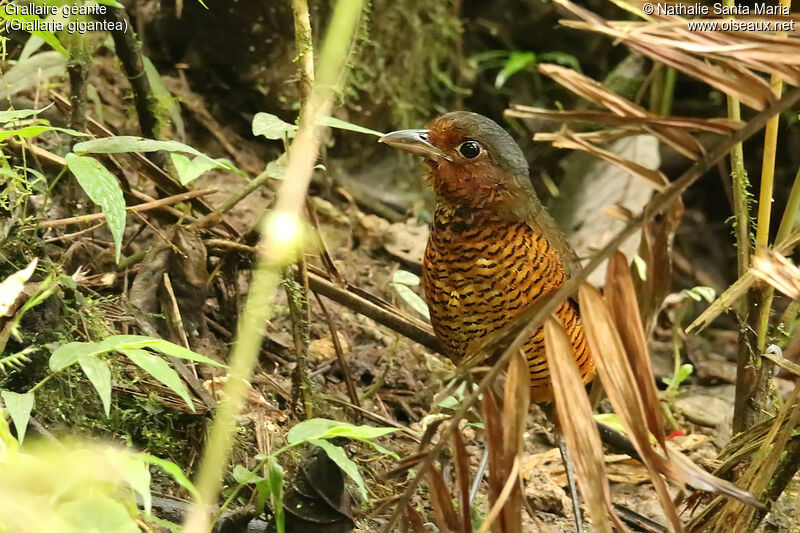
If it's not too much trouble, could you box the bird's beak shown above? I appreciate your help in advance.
[379,129,452,162]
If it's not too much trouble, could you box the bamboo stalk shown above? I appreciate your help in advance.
[733,0,792,434]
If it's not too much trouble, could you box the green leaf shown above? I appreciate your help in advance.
[52,335,225,371]
[65,154,126,262]
[309,439,367,500]
[57,495,139,533]
[663,364,694,388]
[594,413,627,435]
[252,113,298,140]
[391,270,420,286]
[73,136,238,174]
[677,363,694,383]
[121,349,195,412]
[78,354,112,417]
[264,159,286,180]
[538,51,582,72]
[0,51,66,99]
[143,57,184,141]
[145,339,225,367]
[94,0,126,9]
[266,459,284,532]
[0,125,86,143]
[0,11,68,57]
[287,418,397,444]
[232,464,263,484]
[684,286,716,303]
[316,116,384,137]
[50,342,99,371]
[105,449,152,514]
[495,52,537,88]
[390,284,430,319]
[138,453,200,502]
[74,136,203,157]
[633,254,648,281]
[20,34,46,62]
[0,105,53,124]
[1,390,34,444]
[171,153,219,185]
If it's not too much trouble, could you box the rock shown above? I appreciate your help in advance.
[675,394,730,428]
[524,469,571,516]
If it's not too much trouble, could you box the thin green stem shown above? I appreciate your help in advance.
[211,441,299,525]
[182,2,364,530]
[27,372,57,394]
[775,165,800,245]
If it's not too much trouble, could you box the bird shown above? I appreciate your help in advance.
[379,111,595,531]
[379,111,595,403]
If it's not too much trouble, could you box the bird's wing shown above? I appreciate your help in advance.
[525,208,582,278]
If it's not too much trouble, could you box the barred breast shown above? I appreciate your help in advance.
[422,205,594,403]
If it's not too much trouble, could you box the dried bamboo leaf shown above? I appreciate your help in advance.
[451,429,473,533]
[578,284,684,532]
[426,465,459,533]
[404,506,427,533]
[552,0,800,109]
[544,317,621,533]
[480,389,507,533]
[763,351,800,377]
[534,128,644,144]
[687,230,800,332]
[752,250,800,300]
[685,271,756,333]
[550,129,669,190]
[475,456,522,533]
[538,63,703,159]
[634,196,685,337]
[499,351,528,533]
[605,252,667,449]
[508,105,743,134]
[580,284,764,513]
[710,386,800,532]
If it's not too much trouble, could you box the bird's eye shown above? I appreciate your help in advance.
[458,140,481,159]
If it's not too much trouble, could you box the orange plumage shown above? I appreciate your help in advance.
[381,111,594,402]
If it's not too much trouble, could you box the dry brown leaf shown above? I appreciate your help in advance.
[426,465,459,533]
[451,429,473,533]
[549,129,669,190]
[578,285,683,531]
[634,196,685,337]
[544,317,623,533]
[580,285,763,516]
[508,105,743,134]
[605,252,667,449]
[553,0,800,110]
[538,63,703,159]
[752,250,800,300]
[687,230,800,332]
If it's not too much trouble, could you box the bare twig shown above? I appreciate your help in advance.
[314,294,360,408]
[39,189,216,228]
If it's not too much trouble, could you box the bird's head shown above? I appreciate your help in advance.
[379,111,538,217]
